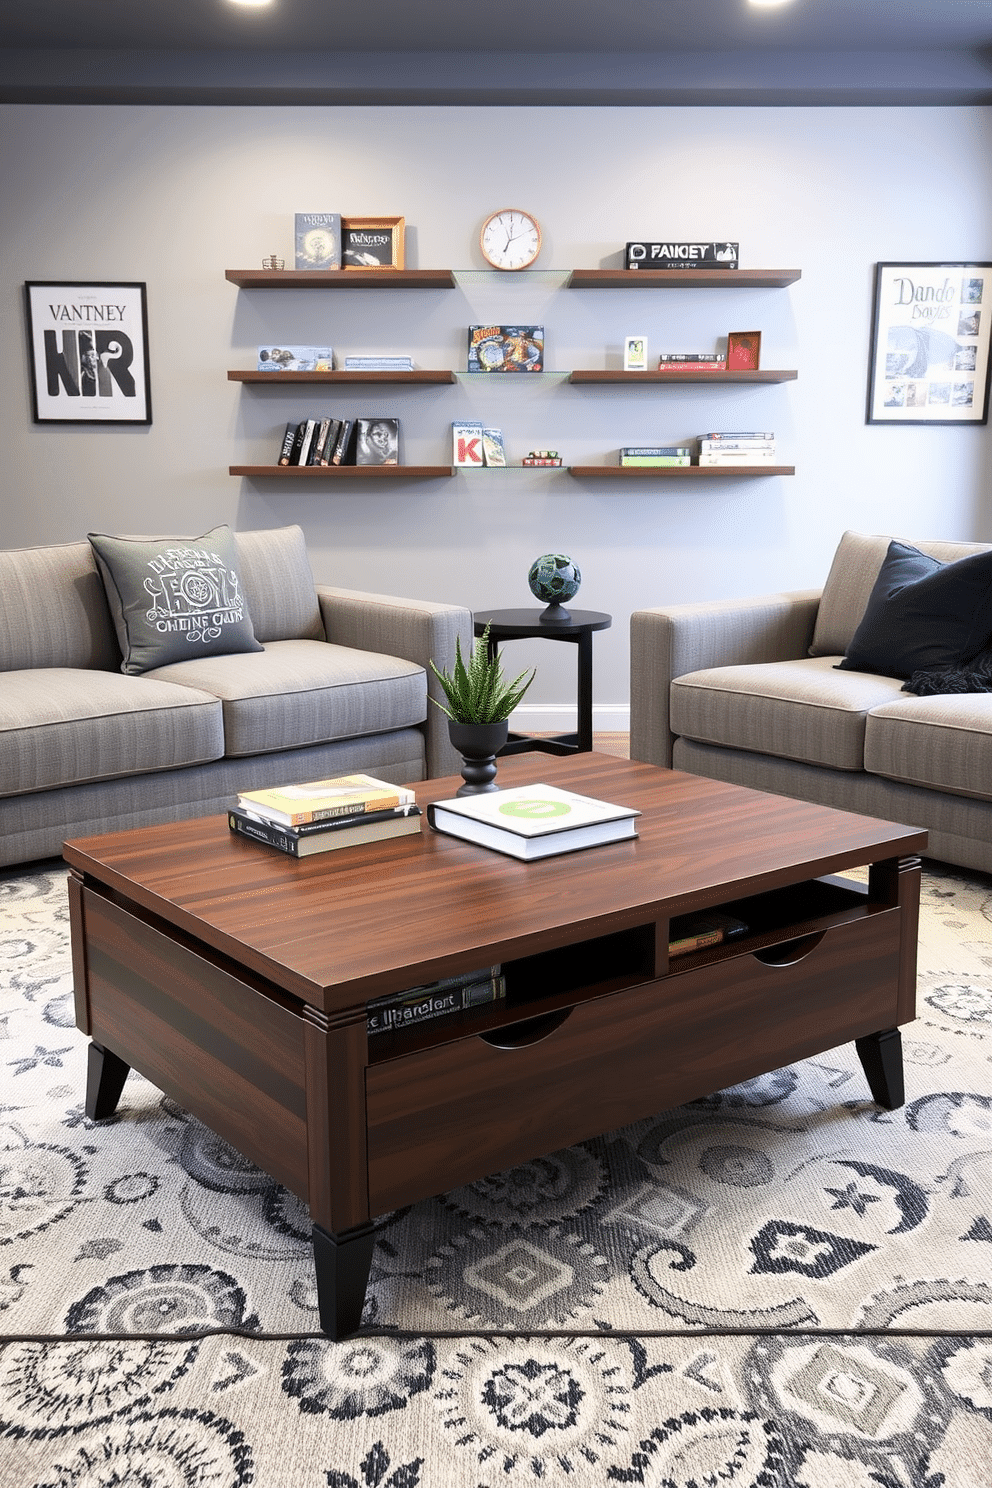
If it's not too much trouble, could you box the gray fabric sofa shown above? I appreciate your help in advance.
[0,525,471,866]
[630,530,992,875]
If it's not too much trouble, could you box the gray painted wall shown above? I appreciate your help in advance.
[3,104,991,729]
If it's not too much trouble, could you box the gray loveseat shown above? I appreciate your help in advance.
[0,524,471,867]
[630,530,992,875]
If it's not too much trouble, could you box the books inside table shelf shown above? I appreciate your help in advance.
[426,783,639,861]
[668,910,750,957]
[367,966,505,1036]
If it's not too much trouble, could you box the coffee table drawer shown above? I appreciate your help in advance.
[366,908,902,1212]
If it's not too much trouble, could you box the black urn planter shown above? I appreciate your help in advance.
[448,719,509,795]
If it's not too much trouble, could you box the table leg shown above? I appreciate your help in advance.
[855,1028,905,1110]
[312,1222,376,1339]
[85,1041,131,1120]
[577,631,594,751]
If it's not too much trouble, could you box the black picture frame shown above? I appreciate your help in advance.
[24,280,152,424]
[867,262,992,425]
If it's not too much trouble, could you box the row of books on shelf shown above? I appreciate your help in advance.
[276,416,401,466]
[619,433,778,466]
[259,347,415,373]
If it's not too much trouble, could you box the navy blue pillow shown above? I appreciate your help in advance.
[837,540,992,679]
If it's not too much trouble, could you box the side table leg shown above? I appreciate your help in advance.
[577,631,594,752]
[312,1222,376,1340]
[85,1041,131,1120]
[855,1028,905,1110]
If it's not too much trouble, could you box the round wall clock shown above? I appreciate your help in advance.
[480,208,542,271]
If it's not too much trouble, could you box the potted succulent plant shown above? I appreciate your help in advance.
[430,623,535,794]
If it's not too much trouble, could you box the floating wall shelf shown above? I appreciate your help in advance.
[228,370,455,384]
[569,466,796,479]
[229,465,454,479]
[569,370,798,385]
[567,269,802,288]
[225,269,456,289]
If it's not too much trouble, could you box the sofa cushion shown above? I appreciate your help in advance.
[865,694,992,803]
[837,540,992,679]
[143,639,426,757]
[88,525,264,675]
[670,655,905,771]
[234,525,324,644]
[809,530,992,658]
[0,541,121,673]
[0,669,223,796]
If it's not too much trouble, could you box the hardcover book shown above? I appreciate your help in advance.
[228,805,422,857]
[482,428,506,466]
[344,356,414,371]
[620,455,692,466]
[367,971,505,1035]
[453,421,485,466]
[294,213,342,270]
[468,326,544,373]
[626,241,739,270]
[355,417,400,465]
[427,782,640,861]
[256,346,335,372]
[238,773,416,828]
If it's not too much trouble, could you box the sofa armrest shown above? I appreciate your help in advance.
[316,586,473,780]
[630,589,822,768]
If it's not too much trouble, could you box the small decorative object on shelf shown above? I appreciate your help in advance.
[294,213,342,270]
[341,215,405,270]
[429,622,535,795]
[727,331,762,371]
[624,336,648,371]
[625,240,739,270]
[479,208,542,270]
[521,451,562,466]
[528,553,581,615]
[261,256,285,271]
[468,325,544,372]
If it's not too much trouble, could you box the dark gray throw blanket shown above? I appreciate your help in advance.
[902,653,992,694]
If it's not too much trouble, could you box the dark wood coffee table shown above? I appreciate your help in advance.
[65,754,926,1339]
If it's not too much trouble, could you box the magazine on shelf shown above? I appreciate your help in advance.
[427,782,640,861]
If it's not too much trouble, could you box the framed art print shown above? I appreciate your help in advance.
[25,281,151,424]
[867,263,992,424]
[340,217,405,270]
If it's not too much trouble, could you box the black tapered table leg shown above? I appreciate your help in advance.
[312,1222,376,1340]
[85,1041,131,1120]
[855,1028,905,1110]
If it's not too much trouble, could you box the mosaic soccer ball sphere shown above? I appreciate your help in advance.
[528,553,581,606]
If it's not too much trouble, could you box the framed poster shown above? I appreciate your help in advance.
[340,217,405,270]
[867,263,992,424]
[24,281,151,424]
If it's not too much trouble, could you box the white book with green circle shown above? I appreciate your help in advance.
[426,783,640,860]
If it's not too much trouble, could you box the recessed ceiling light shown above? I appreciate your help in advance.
[228,0,274,9]
[748,0,794,8]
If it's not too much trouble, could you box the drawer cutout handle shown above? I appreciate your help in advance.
[753,932,825,967]
[479,1008,574,1048]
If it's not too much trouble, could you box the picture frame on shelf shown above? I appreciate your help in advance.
[726,330,761,371]
[355,417,400,465]
[623,336,648,371]
[341,216,406,270]
[24,281,152,424]
[867,261,992,424]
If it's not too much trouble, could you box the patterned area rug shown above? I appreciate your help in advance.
[2,858,991,1486]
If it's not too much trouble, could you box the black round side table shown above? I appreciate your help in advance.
[473,607,613,755]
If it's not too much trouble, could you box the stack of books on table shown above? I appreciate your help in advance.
[367,965,506,1037]
[697,432,777,466]
[620,446,692,467]
[656,353,727,372]
[229,773,421,856]
[427,782,640,860]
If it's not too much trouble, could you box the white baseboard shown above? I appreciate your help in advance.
[508,704,630,733]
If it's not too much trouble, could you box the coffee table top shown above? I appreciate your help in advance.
[64,754,927,1013]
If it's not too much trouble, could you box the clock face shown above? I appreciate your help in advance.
[480,209,542,271]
